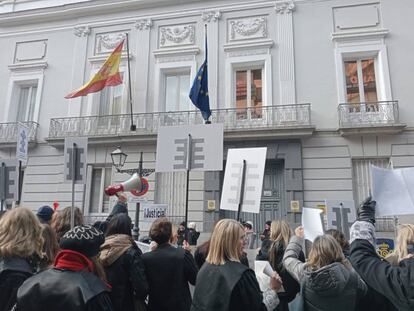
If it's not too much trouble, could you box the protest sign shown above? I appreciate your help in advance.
[302,207,324,242]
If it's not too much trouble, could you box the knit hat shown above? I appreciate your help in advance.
[59,225,105,258]
[36,205,54,223]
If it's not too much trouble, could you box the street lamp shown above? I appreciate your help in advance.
[110,146,155,241]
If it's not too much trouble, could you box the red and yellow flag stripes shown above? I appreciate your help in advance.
[65,39,124,99]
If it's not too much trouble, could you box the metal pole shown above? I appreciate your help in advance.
[237,159,247,222]
[16,160,22,206]
[71,143,77,229]
[0,162,5,212]
[184,134,192,226]
[125,33,136,131]
[132,202,140,241]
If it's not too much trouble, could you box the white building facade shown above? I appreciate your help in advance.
[0,0,413,235]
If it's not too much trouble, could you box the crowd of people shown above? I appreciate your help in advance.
[0,196,414,310]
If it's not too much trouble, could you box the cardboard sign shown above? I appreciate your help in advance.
[325,200,356,240]
[64,137,88,184]
[220,147,267,214]
[372,165,414,216]
[156,124,223,172]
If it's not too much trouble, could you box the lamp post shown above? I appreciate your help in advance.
[110,146,155,241]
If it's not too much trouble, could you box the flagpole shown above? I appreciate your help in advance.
[204,24,211,125]
[125,33,136,131]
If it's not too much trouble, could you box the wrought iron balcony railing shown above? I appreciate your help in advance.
[0,121,39,144]
[48,104,312,139]
[338,101,400,128]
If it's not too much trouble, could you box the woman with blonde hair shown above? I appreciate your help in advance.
[385,224,414,265]
[257,220,304,311]
[51,206,83,242]
[0,208,44,311]
[191,219,282,311]
[283,227,367,311]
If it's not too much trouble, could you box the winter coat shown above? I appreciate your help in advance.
[177,229,188,246]
[142,243,198,311]
[191,261,279,311]
[99,234,148,311]
[0,257,35,311]
[17,268,113,311]
[187,229,200,246]
[257,240,304,311]
[350,220,414,311]
[283,236,367,311]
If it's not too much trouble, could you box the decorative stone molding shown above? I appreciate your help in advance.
[274,0,295,14]
[74,26,90,37]
[95,32,126,54]
[8,61,48,72]
[228,17,267,41]
[202,11,221,23]
[223,39,274,53]
[135,19,153,30]
[153,46,199,60]
[159,24,195,48]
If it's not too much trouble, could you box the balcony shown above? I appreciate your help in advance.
[0,121,39,147]
[338,101,406,135]
[47,104,314,143]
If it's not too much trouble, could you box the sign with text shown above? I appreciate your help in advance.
[325,200,356,240]
[142,203,168,220]
[0,159,18,201]
[220,147,267,214]
[16,124,29,165]
[155,124,223,172]
[64,137,88,184]
[372,165,414,216]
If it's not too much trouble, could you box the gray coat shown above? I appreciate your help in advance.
[283,236,367,311]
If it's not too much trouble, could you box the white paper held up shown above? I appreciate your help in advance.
[254,261,285,293]
[302,207,324,242]
[371,165,414,217]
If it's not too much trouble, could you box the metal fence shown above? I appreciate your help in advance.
[48,104,312,138]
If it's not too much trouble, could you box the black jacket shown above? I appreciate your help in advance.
[17,268,113,311]
[0,257,34,311]
[191,261,276,311]
[187,229,200,246]
[102,246,148,311]
[350,238,413,311]
[142,243,198,311]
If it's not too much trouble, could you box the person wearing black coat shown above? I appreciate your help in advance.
[99,214,148,311]
[350,197,412,310]
[0,208,43,311]
[17,225,114,311]
[142,218,198,311]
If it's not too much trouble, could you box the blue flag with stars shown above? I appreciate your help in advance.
[189,31,211,121]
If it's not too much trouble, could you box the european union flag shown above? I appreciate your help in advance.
[189,32,211,121]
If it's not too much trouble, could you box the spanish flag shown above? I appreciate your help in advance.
[65,39,124,99]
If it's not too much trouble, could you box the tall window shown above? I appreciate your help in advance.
[235,68,263,119]
[165,73,192,112]
[98,73,124,116]
[344,59,378,106]
[16,84,37,122]
[88,167,111,214]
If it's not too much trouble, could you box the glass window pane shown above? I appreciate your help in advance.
[236,70,247,119]
[251,69,262,119]
[179,74,192,111]
[165,75,178,111]
[102,167,111,213]
[362,59,378,104]
[89,168,102,213]
[17,87,30,122]
[27,86,37,121]
[99,87,110,116]
[344,61,360,104]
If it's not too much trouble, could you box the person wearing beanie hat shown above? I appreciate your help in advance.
[17,225,114,311]
[36,205,54,224]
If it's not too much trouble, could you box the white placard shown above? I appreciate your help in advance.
[142,203,168,220]
[220,148,267,214]
[254,261,285,293]
[302,207,324,242]
[372,165,414,216]
[16,124,29,165]
[155,124,223,172]
[325,200,356,240]
[64,137,88,184]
